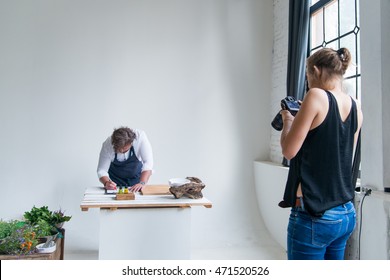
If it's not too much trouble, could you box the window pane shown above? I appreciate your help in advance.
[343,78,356,97]
[357,76,361,100]
[311,9,324,48]
[339,0,356,35]
[340,34,357,78]
[327,40,339,50]
[324,0,338,42]
[356,0,360,30]
[356,31,361,75]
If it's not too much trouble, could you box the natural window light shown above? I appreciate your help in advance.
[310,0,361,100]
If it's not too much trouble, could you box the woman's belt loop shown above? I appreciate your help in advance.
[295,196,304,209]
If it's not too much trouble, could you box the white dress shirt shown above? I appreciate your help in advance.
[97,128,153,179]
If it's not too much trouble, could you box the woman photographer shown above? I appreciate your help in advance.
[279,47,363,259]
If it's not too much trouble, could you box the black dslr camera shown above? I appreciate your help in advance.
[271,96,300,131]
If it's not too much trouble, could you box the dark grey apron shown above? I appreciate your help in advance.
[108,146,143,186]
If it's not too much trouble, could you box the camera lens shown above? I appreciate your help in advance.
[271,112,283,131]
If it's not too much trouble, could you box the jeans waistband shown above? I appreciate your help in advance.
[293,199,354,215]
[295,197,303,207]
[325,201,354,214]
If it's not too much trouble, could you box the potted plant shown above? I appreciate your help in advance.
[23,206,71,230]
[23,206,72,242]
[0,220,38,255]
[49,209,72,229]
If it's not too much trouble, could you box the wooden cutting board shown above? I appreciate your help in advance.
[141,185,171,195]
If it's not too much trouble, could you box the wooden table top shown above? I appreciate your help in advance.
[80,186,212,211]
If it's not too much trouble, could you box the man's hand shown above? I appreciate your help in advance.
[128,183,144,192]
[104,180,117,190]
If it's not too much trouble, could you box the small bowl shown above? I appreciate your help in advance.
[168,178,190,187]
[36,242,56,253]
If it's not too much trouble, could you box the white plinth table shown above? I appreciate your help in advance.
[80,186,212,260]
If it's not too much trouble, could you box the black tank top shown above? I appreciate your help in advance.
[280,90,358,216]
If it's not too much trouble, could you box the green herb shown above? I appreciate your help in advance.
[23,206,52,225]
[0,220,23,239]
[50,209,72,225]
[24,206,72,228]
[0,220,38,255]
[34,219,56,238]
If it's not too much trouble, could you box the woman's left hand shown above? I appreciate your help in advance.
[280,110,295,126]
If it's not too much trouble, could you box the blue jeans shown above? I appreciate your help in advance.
[287,200,356,260]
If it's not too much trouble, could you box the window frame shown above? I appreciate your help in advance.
[309,0,361,100]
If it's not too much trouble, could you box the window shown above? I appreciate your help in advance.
[309,0,361,100]
[309,0,361,181]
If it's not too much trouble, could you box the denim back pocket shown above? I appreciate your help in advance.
[311,211,344,247]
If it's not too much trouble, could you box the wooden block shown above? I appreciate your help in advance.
[141,185,171,195]
[116,193,135,200]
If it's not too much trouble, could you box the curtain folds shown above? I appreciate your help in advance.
[286,0,310,100]
[283,0,310,167]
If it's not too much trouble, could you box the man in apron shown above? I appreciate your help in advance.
[97,127,153,192]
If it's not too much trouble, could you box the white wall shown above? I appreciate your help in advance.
[269,0,288,163]
[0,0,274,253]
[359,0,390,259]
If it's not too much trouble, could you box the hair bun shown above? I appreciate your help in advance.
[336,49,345,61]
[336,48,351,73]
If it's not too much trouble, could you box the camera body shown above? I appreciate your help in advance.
[271,96,300,131]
